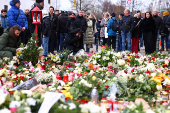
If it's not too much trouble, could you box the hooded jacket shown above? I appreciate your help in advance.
[42,15,51,37]
[0,14,9,31]
[7,1,28,29]
[107,17,117,36]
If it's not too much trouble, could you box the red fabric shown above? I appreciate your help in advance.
[131,37,140,53]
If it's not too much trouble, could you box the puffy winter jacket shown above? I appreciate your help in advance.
[107,17,117,36]
[7,1,28,29]
[57,14,68,33]
[85,19,94,44]
[0,14,9,30]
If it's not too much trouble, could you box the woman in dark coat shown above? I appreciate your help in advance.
[0,25,21,58]
[131,12,143,53]
[141,11,156,54]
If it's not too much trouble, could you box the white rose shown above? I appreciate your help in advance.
[103,56,107,60]
[147,63,156,71]
[113,77,117,82]
[0,108,10,113]
[93,60,97,65]
[0,90,7,105]
[117,59,125,66]
[9,101,21,108]
[165,60,169,65]
[21,90,32,97]
[156,85,162,91]
[68,103,76,110]
[146,109,155,113]
[26,98,36,106]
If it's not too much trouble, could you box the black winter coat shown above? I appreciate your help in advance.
[75,15,88,33]
[141,17,156,33]
[161,15,169,34]
[131,17,143,38]
[165,15,170,28]
[49,13,58,32]
[62,17,83,49]
[42,16,51,37]
[153,15,163,32]
[121,15,134,33]
[57,14,68,33]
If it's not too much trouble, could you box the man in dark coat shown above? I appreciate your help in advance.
[48,6,58,54]
[75,10,88,48]
[153,9,163,52]
[121,9,134,51]
[29,0,44,46]
[160,11,169,51]
[57,11,69,52]
[62,13,84,54]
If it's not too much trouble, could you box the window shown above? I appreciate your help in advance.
[48,0,51,4]
[4,5,8,11]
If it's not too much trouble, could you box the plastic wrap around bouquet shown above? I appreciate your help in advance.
[13,78,39,91]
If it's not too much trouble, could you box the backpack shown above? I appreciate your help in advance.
[112,19,119,31]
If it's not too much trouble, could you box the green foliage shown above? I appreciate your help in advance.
[17,32,41,66]
[123,103,145,113]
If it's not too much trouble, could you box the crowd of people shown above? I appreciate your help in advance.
[0,0,170,58]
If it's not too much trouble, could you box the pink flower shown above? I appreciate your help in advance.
[105,85,109,89]
[88,53,93,57]
[29,68,35,72]
[10,108,17,112]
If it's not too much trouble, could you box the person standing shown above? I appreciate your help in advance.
[107,12,117,50]
[24,8,31,45]
[118,14,124,51]
[42,10,50,57]
[95,18,102,45]
[29,0,44,46]
[48,6,58,54]
[55,10,60,17]
[121,9,134,51]
[75,10,88,49]
[153,9,163,52]
[84,14,94,52]
[57,11,68,52]
[1,9,9,31]
[160,11,169,51]
[141,11,156,54]
[100,12,110,45]
[7,0,28,45]
[131,12,142,53]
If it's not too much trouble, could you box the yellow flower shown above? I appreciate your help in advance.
[85,59,88,62]
[65,92,73,100]
[92,76,96,80]
[51,54,56,60]
[127,55,131,59]
[16,51,21,56]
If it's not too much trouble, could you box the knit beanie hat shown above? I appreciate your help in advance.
[111,12,116,17]
[163,11,169,16]
[12,0,20,5]
[36,0,44,3]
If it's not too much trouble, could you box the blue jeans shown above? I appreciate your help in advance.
[42,36,49,56]
[118,36,122,51]
[121,31,132,51]
[60,33,68,52]
[161,34,170,48]
[140,34,144,47]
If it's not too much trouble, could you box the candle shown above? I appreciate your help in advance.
[63,76,68,83]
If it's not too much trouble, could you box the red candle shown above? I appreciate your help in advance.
[56,74,62,80]
[63,76,68,83]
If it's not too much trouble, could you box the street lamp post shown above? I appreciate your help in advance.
[31,6,42,40]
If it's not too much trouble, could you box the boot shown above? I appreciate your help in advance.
[159,48,164,51]
[166,48,169,51]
